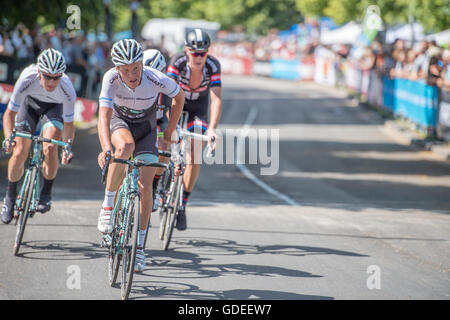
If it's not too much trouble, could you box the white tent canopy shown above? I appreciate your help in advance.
[385,23,424,44]
[320,22,363,45]
[141,18,220,54]
[426,29,450,46]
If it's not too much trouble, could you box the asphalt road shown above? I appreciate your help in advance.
[0,75,449,300]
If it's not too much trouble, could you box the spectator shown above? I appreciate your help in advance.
[412,40,429,80]
[437,49,450,91]
[427,48,444,86]
[67,31,88,70]
[0,32,15,56]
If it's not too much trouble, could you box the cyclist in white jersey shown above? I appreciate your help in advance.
[1,48,75,224]
[96,39,184,272]
[142,48,173,212]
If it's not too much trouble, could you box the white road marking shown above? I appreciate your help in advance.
[235,106,299,206]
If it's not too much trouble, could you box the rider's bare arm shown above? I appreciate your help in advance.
[97,107,114,168]
[165,89,185,143]
[208,86,222,131]
[2,108,17,143]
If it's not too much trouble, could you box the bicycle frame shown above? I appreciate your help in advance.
[108,163,141,254]
[15,140,42,215]
[13,131,70,217]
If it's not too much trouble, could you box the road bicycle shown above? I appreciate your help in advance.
[146,112,215,251]
[2,128,72,256]
[100,151,167,300]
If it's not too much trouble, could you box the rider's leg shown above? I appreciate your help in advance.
[97,128,134,233]
[137,158,157,235]
[182,139,205,202]
[152,137,170,211]
[177,139,205,230]
[2,137,31,223]
[7,137,32,183]
[108,128,135,192]
[37,122,63,212]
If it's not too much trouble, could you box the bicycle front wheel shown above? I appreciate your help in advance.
[121,194,140,300]
[14,167,37,256]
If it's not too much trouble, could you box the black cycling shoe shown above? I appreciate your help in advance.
[36,193,52,214]
[1,196,15,224]
[175,206,187,231]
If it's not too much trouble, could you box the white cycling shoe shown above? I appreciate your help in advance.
[135,248,146,272]
[97,207,113,234]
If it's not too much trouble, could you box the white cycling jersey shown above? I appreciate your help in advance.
[7,64,76,122]
[99,66,180,115]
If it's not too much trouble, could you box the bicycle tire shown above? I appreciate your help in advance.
[14,167,36,256]
[121,194,140,300]
[108,199,123,287]
[163,174,183,251]
[157,165,174,241]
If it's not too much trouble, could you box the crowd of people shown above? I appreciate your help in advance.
[210,26,450,92]
[344,38,450,91]
[2,22,450,94]
[0,24,168,99]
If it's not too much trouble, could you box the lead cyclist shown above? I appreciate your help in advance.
[96,39,185,272]
[142,49,173,212]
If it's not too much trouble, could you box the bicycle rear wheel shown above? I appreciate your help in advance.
[108,199,123,287]
[14,167,37,256]
[121,194,140,300]
[163,173,183,251]
[158,166,174,241]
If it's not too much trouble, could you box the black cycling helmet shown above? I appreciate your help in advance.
[185,28,211,52]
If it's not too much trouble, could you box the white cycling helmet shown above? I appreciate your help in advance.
[143,49,166,71]
[111,39,143,66]
[37,48,66,74]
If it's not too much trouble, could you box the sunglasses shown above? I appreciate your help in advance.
[189,51,207,57]
[42,74,62,81]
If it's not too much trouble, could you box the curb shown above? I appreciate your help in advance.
[383,120,450,161]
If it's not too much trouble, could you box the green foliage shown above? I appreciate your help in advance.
[0,0,448,36]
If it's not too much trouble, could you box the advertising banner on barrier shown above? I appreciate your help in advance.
[271,59,300,80]
[298,56,315,81]
[217,56,253,76]
[382,76,395,111]
[253,61,271,77]
[438,90,450,141]
[394,79,439,128]
[0,83,14,130]
[314,47,336,86]
[0,82,97,130]
[74,97,98,123]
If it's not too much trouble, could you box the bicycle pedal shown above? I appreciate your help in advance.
[101,235,112,248]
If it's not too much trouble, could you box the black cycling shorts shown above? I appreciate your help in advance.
[15,96,64,134]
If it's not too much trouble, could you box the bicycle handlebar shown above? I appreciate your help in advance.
[3,129,72,159]
[113,158,169,169]
[179,129,216,157]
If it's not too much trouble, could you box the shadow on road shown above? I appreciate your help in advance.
[126,236,365,299]
[14,240,106,261]
[130,281,334,300]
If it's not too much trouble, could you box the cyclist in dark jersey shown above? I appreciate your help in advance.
[167,28,222,230]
